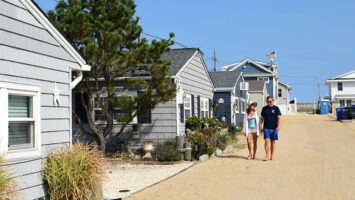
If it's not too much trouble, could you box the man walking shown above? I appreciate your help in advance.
[259,96,281,161]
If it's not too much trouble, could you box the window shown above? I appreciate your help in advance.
[278,88,282,97]
[337,82,343,91]
[346,99,352,107]
[184,94,191,121]
[240,99,246,113]
[0,83,41,159]
[200,97,209,118]
[234,98,239,113]
[93,96,133,123]
[339,100,345,107]
[137,91,151,124]
[257,77,269,83]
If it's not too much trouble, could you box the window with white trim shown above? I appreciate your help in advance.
[257,77,269,83]
[337,82,343,91]
[278,88,282,97]
[0,83,41,159]
[200,97,209,118]
[234,98,239,113]
[240,99,246,113]
[184,94,191,121]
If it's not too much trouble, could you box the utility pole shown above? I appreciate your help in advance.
[213,49,217,72]
[318,81,321,102]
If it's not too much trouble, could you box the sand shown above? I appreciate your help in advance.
[127,114,355,200]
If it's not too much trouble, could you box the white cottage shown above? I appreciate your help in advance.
[325,70,355,114]
[0,0,90,199]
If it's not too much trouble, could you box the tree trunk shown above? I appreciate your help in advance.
[97,132,107,153]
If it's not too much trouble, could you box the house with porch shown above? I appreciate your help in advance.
[209,71,248,128]
[325,70,355,114]
[0,0,90,199]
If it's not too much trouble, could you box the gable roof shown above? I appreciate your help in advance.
[161,48,198,75]
[247,80,266,92]
[209,71,241,88]
[22,0,90,71]
[222,58,277,77]
[326,70,355,83]
[278,81,292,90]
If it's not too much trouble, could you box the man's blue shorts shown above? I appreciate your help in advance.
[264,129,278,140]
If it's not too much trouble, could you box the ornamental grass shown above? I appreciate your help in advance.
[0,156,19,200]
[43,143,107,200]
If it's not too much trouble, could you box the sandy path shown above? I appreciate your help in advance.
[127,115,355,200]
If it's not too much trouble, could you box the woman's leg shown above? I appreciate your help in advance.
[247,133,252,159]
[252,133,257,159]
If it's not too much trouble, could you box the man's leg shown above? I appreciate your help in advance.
[270,140,275,160]
[264,138,270,160]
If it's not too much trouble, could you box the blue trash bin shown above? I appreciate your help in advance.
[336,108,346,120]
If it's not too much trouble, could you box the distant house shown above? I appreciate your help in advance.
[0,0,90,199]
[247,80,267,114]
[222,58,292,114]
[209,71,248,127]
[74,48,214,151]
[277,81,292,114]
[325,70,355,114]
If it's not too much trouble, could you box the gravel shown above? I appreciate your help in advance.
[103,162,195,199]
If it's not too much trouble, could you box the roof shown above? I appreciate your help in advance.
[24,0,90,71]
[222,58,278,77]
[326,70,355,83]
[278,81,292,90]
[209,71,241,88]
[161,48,198,75]
[247,80,265,92]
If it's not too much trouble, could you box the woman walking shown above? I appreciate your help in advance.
[243,102,259,160]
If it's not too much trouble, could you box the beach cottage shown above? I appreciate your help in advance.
[325,70,355,114]
[209,71,247,128]
[0,0,90,198]
[222,58,292,113]
[74,48,214,152]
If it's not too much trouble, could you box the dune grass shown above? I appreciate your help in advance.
[0,156,19,199]
[43,143,107,200]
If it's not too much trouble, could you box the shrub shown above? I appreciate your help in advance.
[185,116,201,130]
[0,156,18,199]
[43,143,107,200]
[153,141,181,162]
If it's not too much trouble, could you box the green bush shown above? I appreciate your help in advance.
[43,143,107,200]
[0,156,18,199]
[185,116,201,130]
[153,141,181,161]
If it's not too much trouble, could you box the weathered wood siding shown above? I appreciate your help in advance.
[1,0,81,199]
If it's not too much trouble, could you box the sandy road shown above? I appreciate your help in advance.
[127,115,355,200]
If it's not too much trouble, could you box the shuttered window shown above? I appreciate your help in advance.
[8,95,35,150]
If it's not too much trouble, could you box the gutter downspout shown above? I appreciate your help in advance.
[71,71,83,89]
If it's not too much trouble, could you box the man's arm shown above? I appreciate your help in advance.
[276,115,281,131]
[259,116,264,132]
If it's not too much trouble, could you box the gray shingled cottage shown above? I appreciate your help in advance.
[0,0,90,199]
[73,48,214,152]
[209,71,247,128]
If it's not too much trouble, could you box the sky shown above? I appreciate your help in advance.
[34,0,355,103]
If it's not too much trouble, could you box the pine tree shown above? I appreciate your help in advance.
[48,0,175,152]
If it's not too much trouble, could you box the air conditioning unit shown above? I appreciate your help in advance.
[240,82,249,91]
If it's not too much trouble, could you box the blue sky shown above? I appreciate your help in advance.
[34,0,355,103]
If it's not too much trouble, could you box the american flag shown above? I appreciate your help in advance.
[267,51,276,59]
